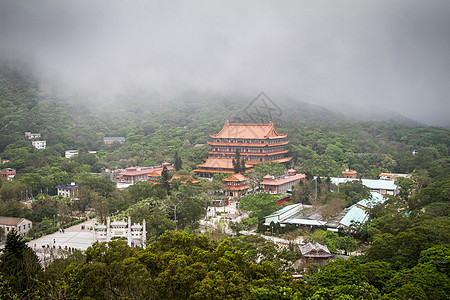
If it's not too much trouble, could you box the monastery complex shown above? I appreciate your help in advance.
[195,121,292,178]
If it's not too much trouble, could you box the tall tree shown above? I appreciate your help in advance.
[232,150,242,174]
[174,151,182,171]
[0,229,42,298]
[159,166,172,195]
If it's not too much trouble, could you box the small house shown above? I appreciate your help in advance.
[297,242,333,269]
[0,216,32,236]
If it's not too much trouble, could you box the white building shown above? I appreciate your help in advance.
[94,216,146,248]
[56,183,79,200]
[65,150,79,159]
[329,177,399,196]
[24,132,41,139]
[0,216,32,236]
[32,140,46,149]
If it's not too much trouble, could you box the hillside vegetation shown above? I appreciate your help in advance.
[0,61,449,299]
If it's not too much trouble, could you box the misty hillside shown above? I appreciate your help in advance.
[0,60,424,145]
[1,60,449,181]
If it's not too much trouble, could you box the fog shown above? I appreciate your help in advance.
[1,0,449,126]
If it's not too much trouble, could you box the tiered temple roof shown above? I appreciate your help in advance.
[196,121,292,177]
[194,157,252,175]
[210,121,287,139]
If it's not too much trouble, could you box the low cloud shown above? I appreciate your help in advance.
[1,0,449,126]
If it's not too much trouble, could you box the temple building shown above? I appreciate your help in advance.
[341,170,357,179]
[195,121,291,177]
[94,216,146,248]
[194,157,252,178]
[223,173,252,198]
[114,163,174,183]
[260,169,306,194]
[169,174,201,184]
[296,242,333,269]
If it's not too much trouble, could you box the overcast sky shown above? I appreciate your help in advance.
[1,0,449,126]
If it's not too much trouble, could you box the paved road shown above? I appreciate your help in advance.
[27,219,97,264]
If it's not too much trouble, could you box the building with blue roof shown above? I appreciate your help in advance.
[264,204,304,226]
[339,205,369,228]
[263,192,389,231]
[329,177,398,196]
[357,192,387,209]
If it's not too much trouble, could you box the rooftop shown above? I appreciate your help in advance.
[210,121,287,140]
[342,170,357,174]
[339,205,369,227]
[56,185,79,189]
[197,157,251,170]
[329,177,398,191]
[357,192,387,209]
[223,173,249,182]
[110,220,127,226]
[225,184,252,191]
[379,173,411,179]
[0,216,28,226]
[265,203,303,218]
[260,173,306,186]
[299,242,333,258]
[118,165,174,177]
[169,175,201,184]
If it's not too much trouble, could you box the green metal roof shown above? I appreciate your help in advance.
[329,177,397,191]
[339,205,368,227]
[264,203,302,218]
[358,192,386,209]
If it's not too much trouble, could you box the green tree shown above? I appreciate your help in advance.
[409,178,449,211]
[249,161,286,187]
[159,166,172,194]
[337,180,371,207]
[239,193,279,226]
[395,177,416,202]
[232,150,246,174]
[174,151,183,171]
[0,229,42,298]
[336,235,359,255]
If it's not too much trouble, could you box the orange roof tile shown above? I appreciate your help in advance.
[197,157,251,170]
[225,184,252,191]
[193,169,235,174]
[169,175,201,184]
[147,169,163,177]
[342,170,357,174]
[210,121,286,140]
[223,173,249,182]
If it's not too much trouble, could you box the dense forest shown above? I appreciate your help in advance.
[0,61,449,299]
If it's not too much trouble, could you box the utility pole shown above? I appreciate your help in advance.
[315,177,317,200]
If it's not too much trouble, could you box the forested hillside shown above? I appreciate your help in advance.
[0,58,449,299]
[1,61,448,180]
